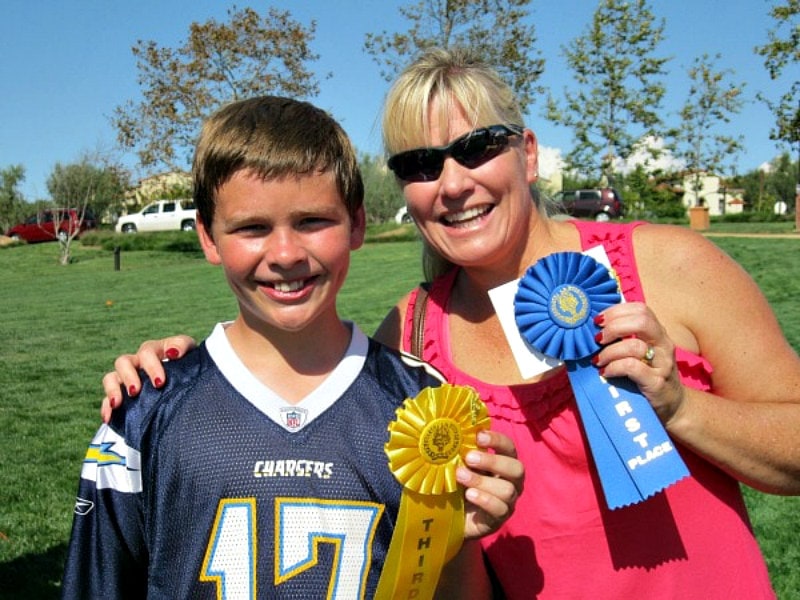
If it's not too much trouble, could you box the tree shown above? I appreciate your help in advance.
[360,153,406,224]
[0,165,27,233]
[672,53,745,207]
[547,0,670,180]
[763,152,799,210]
[113,6,323,172]
[46,157,129,265]
[47,157,129,218]
[731,153,798,214]
[754,0,799,149]
[364,0,543,112]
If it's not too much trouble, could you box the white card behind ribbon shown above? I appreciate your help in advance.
[487,246,618,380]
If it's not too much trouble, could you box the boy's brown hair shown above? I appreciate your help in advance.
[193,96,364,229]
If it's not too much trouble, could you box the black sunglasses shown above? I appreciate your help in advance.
[387,124,524,182]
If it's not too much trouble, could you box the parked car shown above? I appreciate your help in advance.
[115,199,196,233]
[552,188,624,221]
[394,206,413,224]
[6,208,96,243]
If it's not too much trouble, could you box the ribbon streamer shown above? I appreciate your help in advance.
[376,384,490,600]
[515,252,689,509]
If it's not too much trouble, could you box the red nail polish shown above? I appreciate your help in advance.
[593,313,604,326]
[128,385,137,396]
[109,396,117,409]
[598,367,606,377]
[154,378,163,388]
[591,354,599,365]
[166,347,179,360]
[595,332,603,344]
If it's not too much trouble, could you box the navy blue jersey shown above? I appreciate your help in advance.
[61,324,444,599]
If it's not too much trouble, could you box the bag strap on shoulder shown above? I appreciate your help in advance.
[410,283,430,358]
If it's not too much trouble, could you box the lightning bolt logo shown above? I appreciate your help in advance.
[84,441,126,467]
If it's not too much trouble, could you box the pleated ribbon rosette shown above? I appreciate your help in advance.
[514,252,689,509]
[375,384,490,600]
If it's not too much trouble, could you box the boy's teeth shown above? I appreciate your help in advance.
[444,206,486,224]
[274,280,304,292]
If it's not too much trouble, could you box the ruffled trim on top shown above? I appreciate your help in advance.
[675,348,713,391]
[577,220,647,303]
[409,269,576,427]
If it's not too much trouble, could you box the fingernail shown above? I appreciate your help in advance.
[154,378,163,388]
[128,385,137,396]
[598,367,606,377]
[593,313,604,326]
[109,396,117,409]
[457,467,472,484]
[476,431,491,446]
[595,332,603,344]
[465,450,481,466]
[166,347,179,360]
[591,354,599,365]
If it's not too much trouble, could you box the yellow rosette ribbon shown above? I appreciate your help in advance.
[375,384,490,600]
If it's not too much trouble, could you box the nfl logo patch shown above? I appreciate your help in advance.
[280,407,308,431]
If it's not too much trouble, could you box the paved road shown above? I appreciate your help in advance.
[702,231,800,239]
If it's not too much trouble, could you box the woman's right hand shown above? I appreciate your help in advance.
[100,335,197,423]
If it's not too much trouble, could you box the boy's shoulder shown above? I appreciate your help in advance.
[363,336,445,395]
[108,342,212,435]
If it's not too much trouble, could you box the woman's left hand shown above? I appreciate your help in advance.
[592,301,687,425]
[457,430,524,539]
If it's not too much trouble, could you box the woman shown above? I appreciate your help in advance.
[104,48,800,598]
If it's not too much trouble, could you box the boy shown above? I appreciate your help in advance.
[61,96,519,598]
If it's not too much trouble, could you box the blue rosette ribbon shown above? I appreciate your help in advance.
[515,252,689,509]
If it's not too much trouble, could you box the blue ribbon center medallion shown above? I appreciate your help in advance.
[549,284,590,329]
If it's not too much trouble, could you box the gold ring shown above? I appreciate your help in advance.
[642,346,655,366]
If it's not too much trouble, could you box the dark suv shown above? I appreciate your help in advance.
[553,188,624,221]
[6,208,97,243]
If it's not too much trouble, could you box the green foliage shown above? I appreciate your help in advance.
[673,53,745,205]
[46,157,130,220]
[360,153,405,223]
[363,0,543,112]
[619,166,686,219]
[113,6,324,172]
[547,0,670,179]
[0,164,27,232]
[80,230,203,254]
[728,152,799,212]
[753,0,800,146]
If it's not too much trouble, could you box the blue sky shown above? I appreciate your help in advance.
[1,0,794,200]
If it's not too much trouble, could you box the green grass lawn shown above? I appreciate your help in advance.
[1,231,799,598]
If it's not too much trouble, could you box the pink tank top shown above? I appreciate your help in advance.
[403,221,775,599]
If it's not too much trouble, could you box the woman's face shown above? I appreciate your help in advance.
[399,98,539,275]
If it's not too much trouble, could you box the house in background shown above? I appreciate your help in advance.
[680,172,744,216]
[124,171,192,210]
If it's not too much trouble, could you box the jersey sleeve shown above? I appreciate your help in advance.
[60,423,148,599]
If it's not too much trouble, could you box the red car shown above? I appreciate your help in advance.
[6,208,96,243]
[553,188,624,222]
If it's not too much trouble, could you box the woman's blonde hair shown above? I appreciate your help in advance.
[382,47,527,280]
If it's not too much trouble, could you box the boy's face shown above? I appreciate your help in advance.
[197,168,365,335]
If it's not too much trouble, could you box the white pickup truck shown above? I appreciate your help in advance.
[116,199,197,233]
